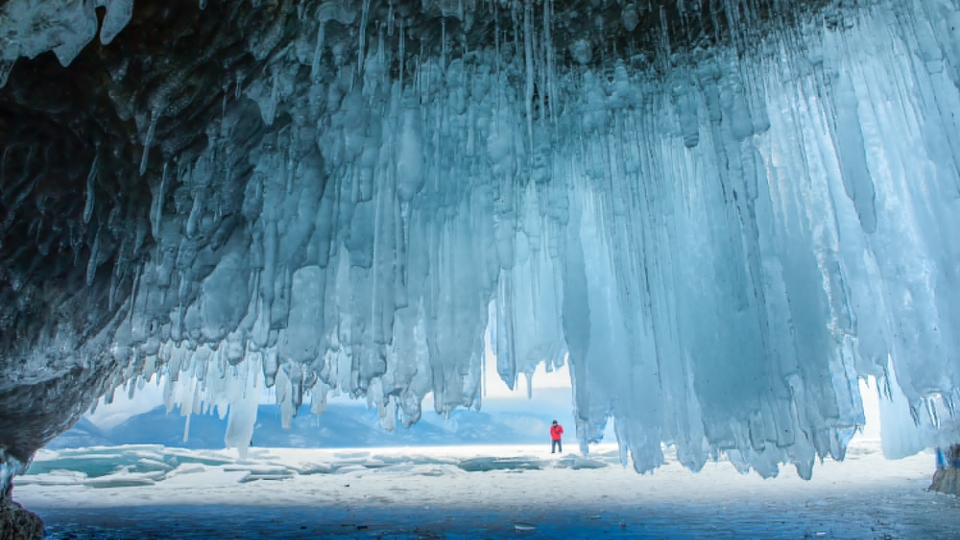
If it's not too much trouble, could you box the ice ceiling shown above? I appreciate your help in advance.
[2,0,960,486]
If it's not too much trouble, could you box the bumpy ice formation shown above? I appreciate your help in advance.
[1,0,959,491]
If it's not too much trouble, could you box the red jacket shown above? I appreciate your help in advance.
[550,424,563,441]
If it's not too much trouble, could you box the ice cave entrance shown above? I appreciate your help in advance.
[4,1,960,537]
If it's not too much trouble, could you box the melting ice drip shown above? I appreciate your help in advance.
[3,0,960,479]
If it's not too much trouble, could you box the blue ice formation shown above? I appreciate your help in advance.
[1,0,959,482]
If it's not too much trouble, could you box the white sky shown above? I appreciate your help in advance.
[85,376,168,429]
[859,376,881,439]
[481,343,572,400]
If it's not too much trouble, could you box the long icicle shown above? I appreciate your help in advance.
[83,153,99,224]
[523,0,535,157]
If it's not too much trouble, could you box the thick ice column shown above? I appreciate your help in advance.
[505,186,566,382]
[550,24,895,475]
[425,198,491,413]
[832,73,878,234]
[560,192,593,438]
[817,3,960,414]
[278,266,326,375]
[581,189,664,472]
[381,207,441,423]
[197,238,252,343]
[223,357,261,458]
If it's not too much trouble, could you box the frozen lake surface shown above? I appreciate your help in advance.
[15,439,960,539]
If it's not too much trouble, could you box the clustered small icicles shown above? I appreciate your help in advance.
[3,0,960,476]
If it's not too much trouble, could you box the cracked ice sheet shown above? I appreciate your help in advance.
[13,439,960,538]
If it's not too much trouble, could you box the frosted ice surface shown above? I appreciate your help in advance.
[0,0,99,75]
[3,0,960,478]
[98,0,134,45]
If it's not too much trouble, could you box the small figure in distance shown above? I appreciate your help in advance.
[550,420,563,454]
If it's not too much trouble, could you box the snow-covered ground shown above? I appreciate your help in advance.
[15,438,960,539]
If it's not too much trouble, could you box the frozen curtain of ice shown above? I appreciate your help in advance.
[3,0,960,479]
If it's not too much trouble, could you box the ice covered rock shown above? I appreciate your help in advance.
[930,445,960,496]
[0,499,43,540]
[1,449,42,540]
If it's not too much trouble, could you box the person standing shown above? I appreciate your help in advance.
[550,420,563,454]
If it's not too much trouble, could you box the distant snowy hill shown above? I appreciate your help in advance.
[46,418,113,449]
[48,388,583,450]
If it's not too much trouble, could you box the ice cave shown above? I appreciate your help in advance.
[2,0,960,535]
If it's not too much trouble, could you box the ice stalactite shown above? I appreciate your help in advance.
[98,0,135,46]
[2,0,960,480]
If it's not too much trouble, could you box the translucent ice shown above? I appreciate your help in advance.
[2,0,960,476]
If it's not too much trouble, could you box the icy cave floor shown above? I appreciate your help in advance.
[15,440,960,539]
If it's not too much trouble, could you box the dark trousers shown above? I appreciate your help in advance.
[552,439,562,453]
